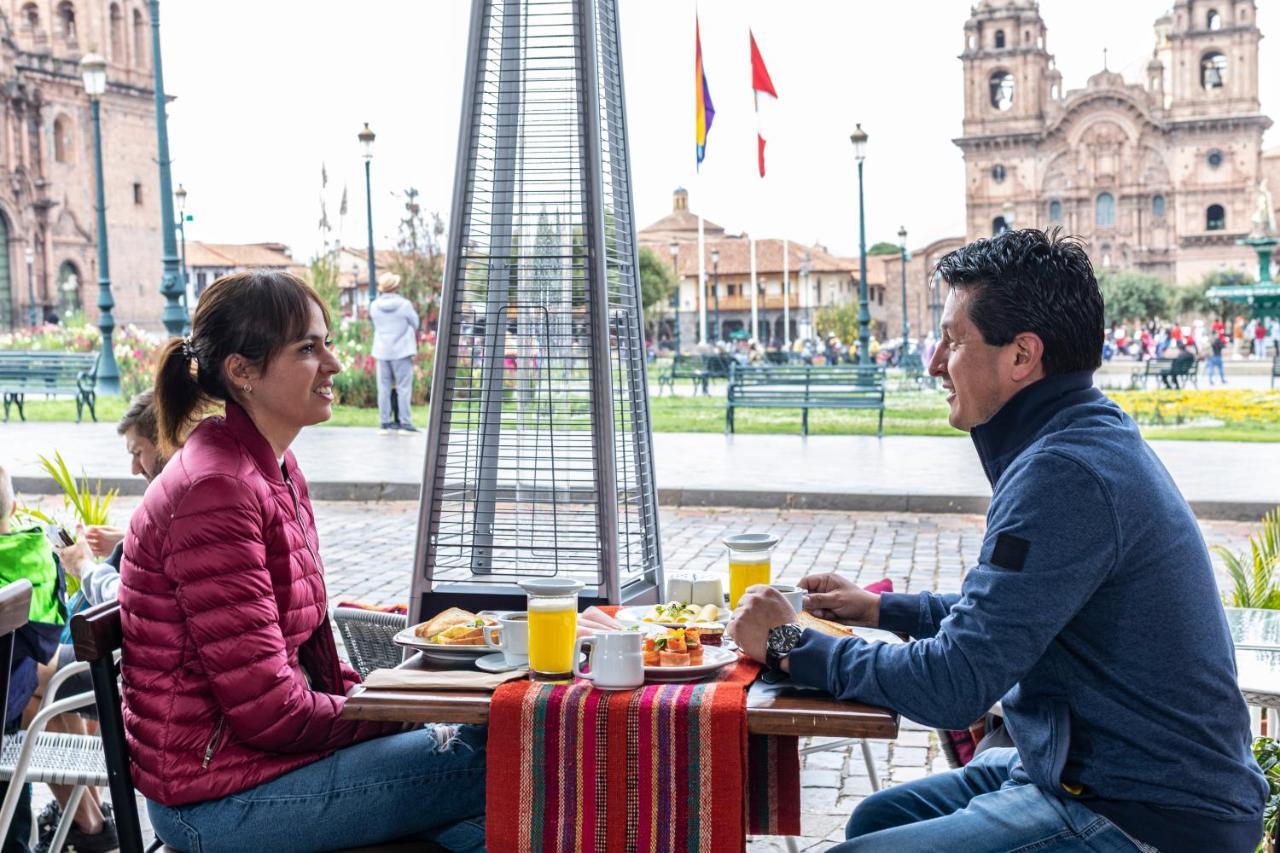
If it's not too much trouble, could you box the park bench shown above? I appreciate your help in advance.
[0,350,99,422]
[725,363,886,437]
[1272,356,1279,389]
[897,352,932,390]
[1128,356,1198,391]
[658,352,734,395]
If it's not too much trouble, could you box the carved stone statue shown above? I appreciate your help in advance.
[1251,179,1277,238]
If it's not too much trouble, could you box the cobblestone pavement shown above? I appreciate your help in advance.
[26,497,1256,850]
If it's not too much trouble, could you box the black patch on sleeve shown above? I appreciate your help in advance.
[991,533,1031,571]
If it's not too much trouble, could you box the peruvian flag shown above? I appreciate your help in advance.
[750,29,777,178]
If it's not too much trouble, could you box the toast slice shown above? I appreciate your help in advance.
[415,606,478,640]
[795,610,855,638]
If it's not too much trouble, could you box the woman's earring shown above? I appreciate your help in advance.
[242,383,252,394]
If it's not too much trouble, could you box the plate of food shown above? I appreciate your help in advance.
[617,601,727,628]
[642,627,737,682]
[395,607,500,663]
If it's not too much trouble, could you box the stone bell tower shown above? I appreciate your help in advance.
[1165,0,1262,121]
[960,0,1053,139]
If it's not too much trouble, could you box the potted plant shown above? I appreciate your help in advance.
[1217,508,1280,610]
[1256,736,1279,853]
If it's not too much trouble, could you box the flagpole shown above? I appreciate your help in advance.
[783,238,790,347]
[749,236,758,343]
[697,214,707,346]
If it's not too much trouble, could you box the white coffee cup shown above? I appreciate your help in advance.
[573,631,644,690]
[482,612,529,667]
[769,584,806,613]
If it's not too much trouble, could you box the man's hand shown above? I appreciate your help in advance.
[728,585,798,667]
[84,525,124,559]
[797,573,881,627]
[54,535,95,580]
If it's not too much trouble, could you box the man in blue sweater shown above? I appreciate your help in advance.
[729,230,1267,852]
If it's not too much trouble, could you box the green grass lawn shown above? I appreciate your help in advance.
[9,386,1279,442]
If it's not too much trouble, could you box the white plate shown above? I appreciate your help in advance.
[392,626,492,663]
[616,605,727,628]
[644,645,737,682]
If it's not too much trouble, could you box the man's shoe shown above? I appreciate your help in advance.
[60,815,120,853]
[378,423,395,435]
[398,424,421,434]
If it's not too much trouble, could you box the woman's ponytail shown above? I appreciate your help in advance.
[152,336,206,455]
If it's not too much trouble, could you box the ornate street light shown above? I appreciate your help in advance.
[150,0,187,335]
[897,225,910,357]
[668,238,681,354]
[81,51,119,394]
[850,123,871,364]
[710,246,721,343]
[359,122,378,307]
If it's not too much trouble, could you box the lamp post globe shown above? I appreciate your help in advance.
[897,225,910,358]
[359,122,378,307]
[81,51,119,394]
[710,247,721,344]
[851,124,871,364]
[668,239,681,355]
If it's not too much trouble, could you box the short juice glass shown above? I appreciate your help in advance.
[519,578,583,681]
[725,533,780,609]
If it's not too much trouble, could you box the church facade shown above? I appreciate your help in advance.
[0,0,162,331]
[956,0,1275,284]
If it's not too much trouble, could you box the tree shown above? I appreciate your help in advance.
[868,241,900,256]
[814,304,859,344]
[638,245,676,340]
[305,253,343,317]
[390,187,445,328]
[1097,270,1170,326]
[1174,270,1252,323]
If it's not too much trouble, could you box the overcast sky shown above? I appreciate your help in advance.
[161,0,1278,262]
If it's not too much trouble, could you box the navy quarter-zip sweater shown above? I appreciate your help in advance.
[787,371,1267,851]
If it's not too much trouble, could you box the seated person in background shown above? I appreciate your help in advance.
[124,271,485,852]
[23,390,167,852]
[0,465,64,853]
[731,229,1267,852]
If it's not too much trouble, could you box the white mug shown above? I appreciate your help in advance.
[482,612,529,667]
[769,584,805,613]
[573,631,644,690]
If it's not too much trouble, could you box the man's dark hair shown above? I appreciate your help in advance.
[116,388,158,445]
[934,229,1104,375]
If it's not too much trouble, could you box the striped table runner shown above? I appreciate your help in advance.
[486,656,800,852]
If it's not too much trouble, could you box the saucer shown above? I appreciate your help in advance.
[476,653,528,674]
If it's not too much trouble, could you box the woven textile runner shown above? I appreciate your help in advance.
[486,610,799,852]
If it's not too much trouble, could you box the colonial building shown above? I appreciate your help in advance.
[637,188,891,346]
[956,0,1276,284]
[185,241,299,300]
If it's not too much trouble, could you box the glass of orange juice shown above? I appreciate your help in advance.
[725,533,780,609]
[519,578,583,681]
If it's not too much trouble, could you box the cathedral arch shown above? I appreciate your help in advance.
[109,3,124,63]
[56,1,76,45]
[994,30,1005,49]
[132,7,148,69]
[1206,9,1221,31]
[1200,51,1227,90]
[52,114,74,164]
[990,70,1014,111]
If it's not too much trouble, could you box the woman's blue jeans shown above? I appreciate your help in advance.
[147,724,486,853]
[830,748,1151,853]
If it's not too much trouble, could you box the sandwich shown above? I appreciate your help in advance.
[414,607,497,645]
[795,610,855,638]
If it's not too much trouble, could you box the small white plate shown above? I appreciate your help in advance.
[644,645,737,683]
[475,653,528,674]
[616,605,727,628]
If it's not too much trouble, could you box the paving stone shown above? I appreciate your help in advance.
[801,769,842,789]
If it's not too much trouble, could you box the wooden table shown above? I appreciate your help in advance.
[342,653,900,739]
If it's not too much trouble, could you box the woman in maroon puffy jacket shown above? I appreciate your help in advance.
[121,272,485,852]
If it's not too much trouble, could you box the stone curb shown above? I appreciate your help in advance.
[14,476,1272,522]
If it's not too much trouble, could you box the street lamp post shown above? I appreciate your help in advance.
[800,251,813,340]
[81,52,119,395]
[897,225,911,356]
[710,247,721,344]
[359,123,378,307]
[175,183,190,303]
[669,239,681,355]
[928,269,942,341]
[24,246,36,328]
[150,0,187,336]
[851,123,871,365]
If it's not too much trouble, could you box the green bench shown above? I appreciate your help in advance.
[0,351,99,422]
[1129,356,1198,390]
[725,363,886,436]
[658,352,734,395]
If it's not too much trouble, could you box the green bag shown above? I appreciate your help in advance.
[0,527,66,626]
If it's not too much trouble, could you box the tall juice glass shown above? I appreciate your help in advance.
[725,533,780,609]
[519,578,583,681]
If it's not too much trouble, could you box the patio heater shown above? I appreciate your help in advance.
[409,0,664,622]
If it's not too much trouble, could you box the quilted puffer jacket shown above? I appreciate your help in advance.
[119,402,398,806]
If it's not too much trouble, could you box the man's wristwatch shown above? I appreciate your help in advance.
[766,623,805,671]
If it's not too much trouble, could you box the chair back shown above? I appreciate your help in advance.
[0,579,33,733]
[333,607,408,679]
[71,600,146,853]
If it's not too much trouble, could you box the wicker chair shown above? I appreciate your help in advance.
[333,608,408,678]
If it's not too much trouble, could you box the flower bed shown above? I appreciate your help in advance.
[328,317,434,408]
[1110,389,1280,429]
[0,323,161,397]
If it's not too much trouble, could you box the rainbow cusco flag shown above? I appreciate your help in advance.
[695,16,715,170]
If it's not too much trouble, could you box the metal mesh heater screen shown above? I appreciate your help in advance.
[410,0,663,619]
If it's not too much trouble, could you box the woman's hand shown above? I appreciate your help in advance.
[797,573,881,627]
[54,526,96,580]
[84,525,125,558]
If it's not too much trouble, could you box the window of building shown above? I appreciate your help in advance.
[989,71,1015,110]
[132,8,147,69]
[992,216,1009,236]
[1206,148,1224,169]
[1200,51,1227,89]
[1206,9,1222,30]
[20,2,38,29]
[994,30,1005,48]
[109,3,123,62]
[991,164,1006,183]
[1048,200,1063,222]
[1096,192,1116,227]
[1151,194,1166,217]
[1206,204,1225,231]
[53,116,72,164]
[133,182,143,205]
[56,1,75,43]
[877,287,884,306]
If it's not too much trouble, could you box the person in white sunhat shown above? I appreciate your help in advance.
[369,271,421,434]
